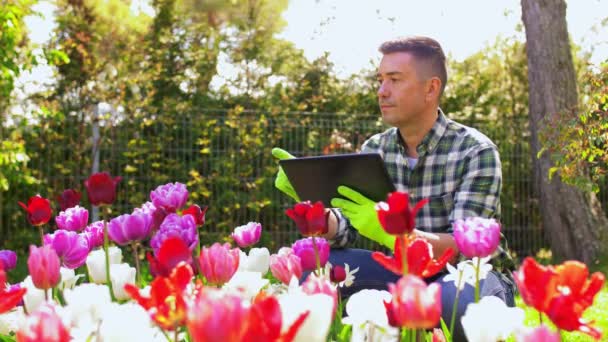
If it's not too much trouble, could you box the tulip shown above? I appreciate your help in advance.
[198,243,240,286]
[182,204,207,226]
[270,251,303,285]
[55,205,89,231]
[0,250,17,271]
[372,236,454,278]
[375,191,428,235]
[452,217,501,258]
[150,182,188,212]
[21,276,50,313]
[461,295,525,342]
[27,245,60,291]
[56,188,81,211]
[134,201,166,231]
[239,247,270,274]
[279,292,333,342]
[0,306,25,335]
[150,213,198,253]
[63,283,112,327]
[516,325,560,342]
[16,304,70,342]
[82,221,105,249]
[98,303,160,342]
[385,275,441,329]
[57,267,82,291]
[84,172,121,206]
[18,195,52,226]
[125,263,193,331]
[148,236,193,277]
[44,229,90,269]
[187,287,248,342]
[0,265,27,314]
[291,237,329,272]
[86,246,123,284]
[285,201,328,237]
[231,222,262,248]
[342,289,398,342]
[302,273,338,315]
[224,271,270,300]
[110,263,136,300]
[108,211,153,245]
[330,265,346,283]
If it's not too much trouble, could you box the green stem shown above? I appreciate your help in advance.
[132,242,141,285]
[449,270,464,338]
[401,235,408,275]
[474,257,481,303]
[102,209,116,301]
[38,225,45,246]
[311,237,321,275]
[174,329,179,342]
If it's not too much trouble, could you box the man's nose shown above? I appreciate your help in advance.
[377,82,389,98]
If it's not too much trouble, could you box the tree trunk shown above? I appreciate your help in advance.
[521,0,608,264]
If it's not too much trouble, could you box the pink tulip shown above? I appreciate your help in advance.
[43,230,90,269]
[291,237,329,271]
[231,222,262,248]
[385,275,442,329]
[516,325,560,342]
[108,211,153,245]
[187,288,248,342]
[269,251,303,285]
[16,304,70,342]
[302,272,338,315]
[452,217,501,258]
[198,243,240,286]
[150,182,188,213]
[27,245,61,290]
[55,205,89,231]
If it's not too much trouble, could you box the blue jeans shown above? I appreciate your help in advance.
[320,248,516,342]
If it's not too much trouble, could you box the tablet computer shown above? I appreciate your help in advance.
[279,153,396,206]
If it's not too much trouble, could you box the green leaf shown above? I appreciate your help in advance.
[441,317,453,342]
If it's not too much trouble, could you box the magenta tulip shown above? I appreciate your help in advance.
[150,214,198,253]
[150,182,188,213]
[452,217,501,258]
[198,243,240,286]
[55,205,89,231]
[231,222,262,248]
[108,211,153,245]
[0,250,17,271]
[291,237,329,271]
[82,221,105,249]
[134,201,166,231]
[28,245,61,290]
[43,230,90,269]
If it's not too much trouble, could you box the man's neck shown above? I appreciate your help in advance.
[397,108,439,158]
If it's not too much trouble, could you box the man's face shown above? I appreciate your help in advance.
[376,52,429,127]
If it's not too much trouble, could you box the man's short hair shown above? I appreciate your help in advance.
[379,36,447,96]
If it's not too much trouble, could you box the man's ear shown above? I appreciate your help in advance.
[425,77,442,103]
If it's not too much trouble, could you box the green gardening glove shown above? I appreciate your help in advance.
[330,185,396,250]
[272,147,300,202]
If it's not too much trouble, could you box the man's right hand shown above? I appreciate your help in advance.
[272,147,300,202]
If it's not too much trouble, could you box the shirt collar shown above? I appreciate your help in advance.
[391,108,449,157]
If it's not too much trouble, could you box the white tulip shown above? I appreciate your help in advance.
[461,295,525,342]
[224,271,269,300]
[86,247,123,284]
[98,303,165,342]
[110,263,136,300]
[0,307,25,335]
[239,247,270,275]
[21,276,52,313]
[342,289,398,342]
[58,267,83,290]
[63,283,112,329]
[279,292,333,342]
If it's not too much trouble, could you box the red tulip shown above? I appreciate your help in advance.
[513,257,558,312]
[16,304,70,342]
[376,192,428,235]
[56,189,81,211]
[372,236,455,278]
[241,293,309,342]
[182,204,208,226]
[125,262,193,331]
[27,245,61,290]
[0,265,27,314]
[147,237,193,277]
[330,265,347,283]
[18,195,52,226]
[385,275,442,329]
[285,201,328,237]
[84,172,121,206]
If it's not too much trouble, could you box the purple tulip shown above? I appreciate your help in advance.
[43,229,90,269]
[150,213,198,254]
[134,201,166,231]
[291,237,330,271]
[150,182,188,213]
[231,222,262,248]
[452,217,501,258]
[108,211,153,245]
[0,250,17,271]
[55,205,89,231]
[82,221,105,249]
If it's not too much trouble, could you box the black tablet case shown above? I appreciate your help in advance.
[279,153,396,206]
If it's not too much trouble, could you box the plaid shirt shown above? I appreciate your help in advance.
[331,109,503,248]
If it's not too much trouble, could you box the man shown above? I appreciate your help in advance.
[273,36,514,341]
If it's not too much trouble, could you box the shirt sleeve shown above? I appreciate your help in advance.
[448,144,502,231]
